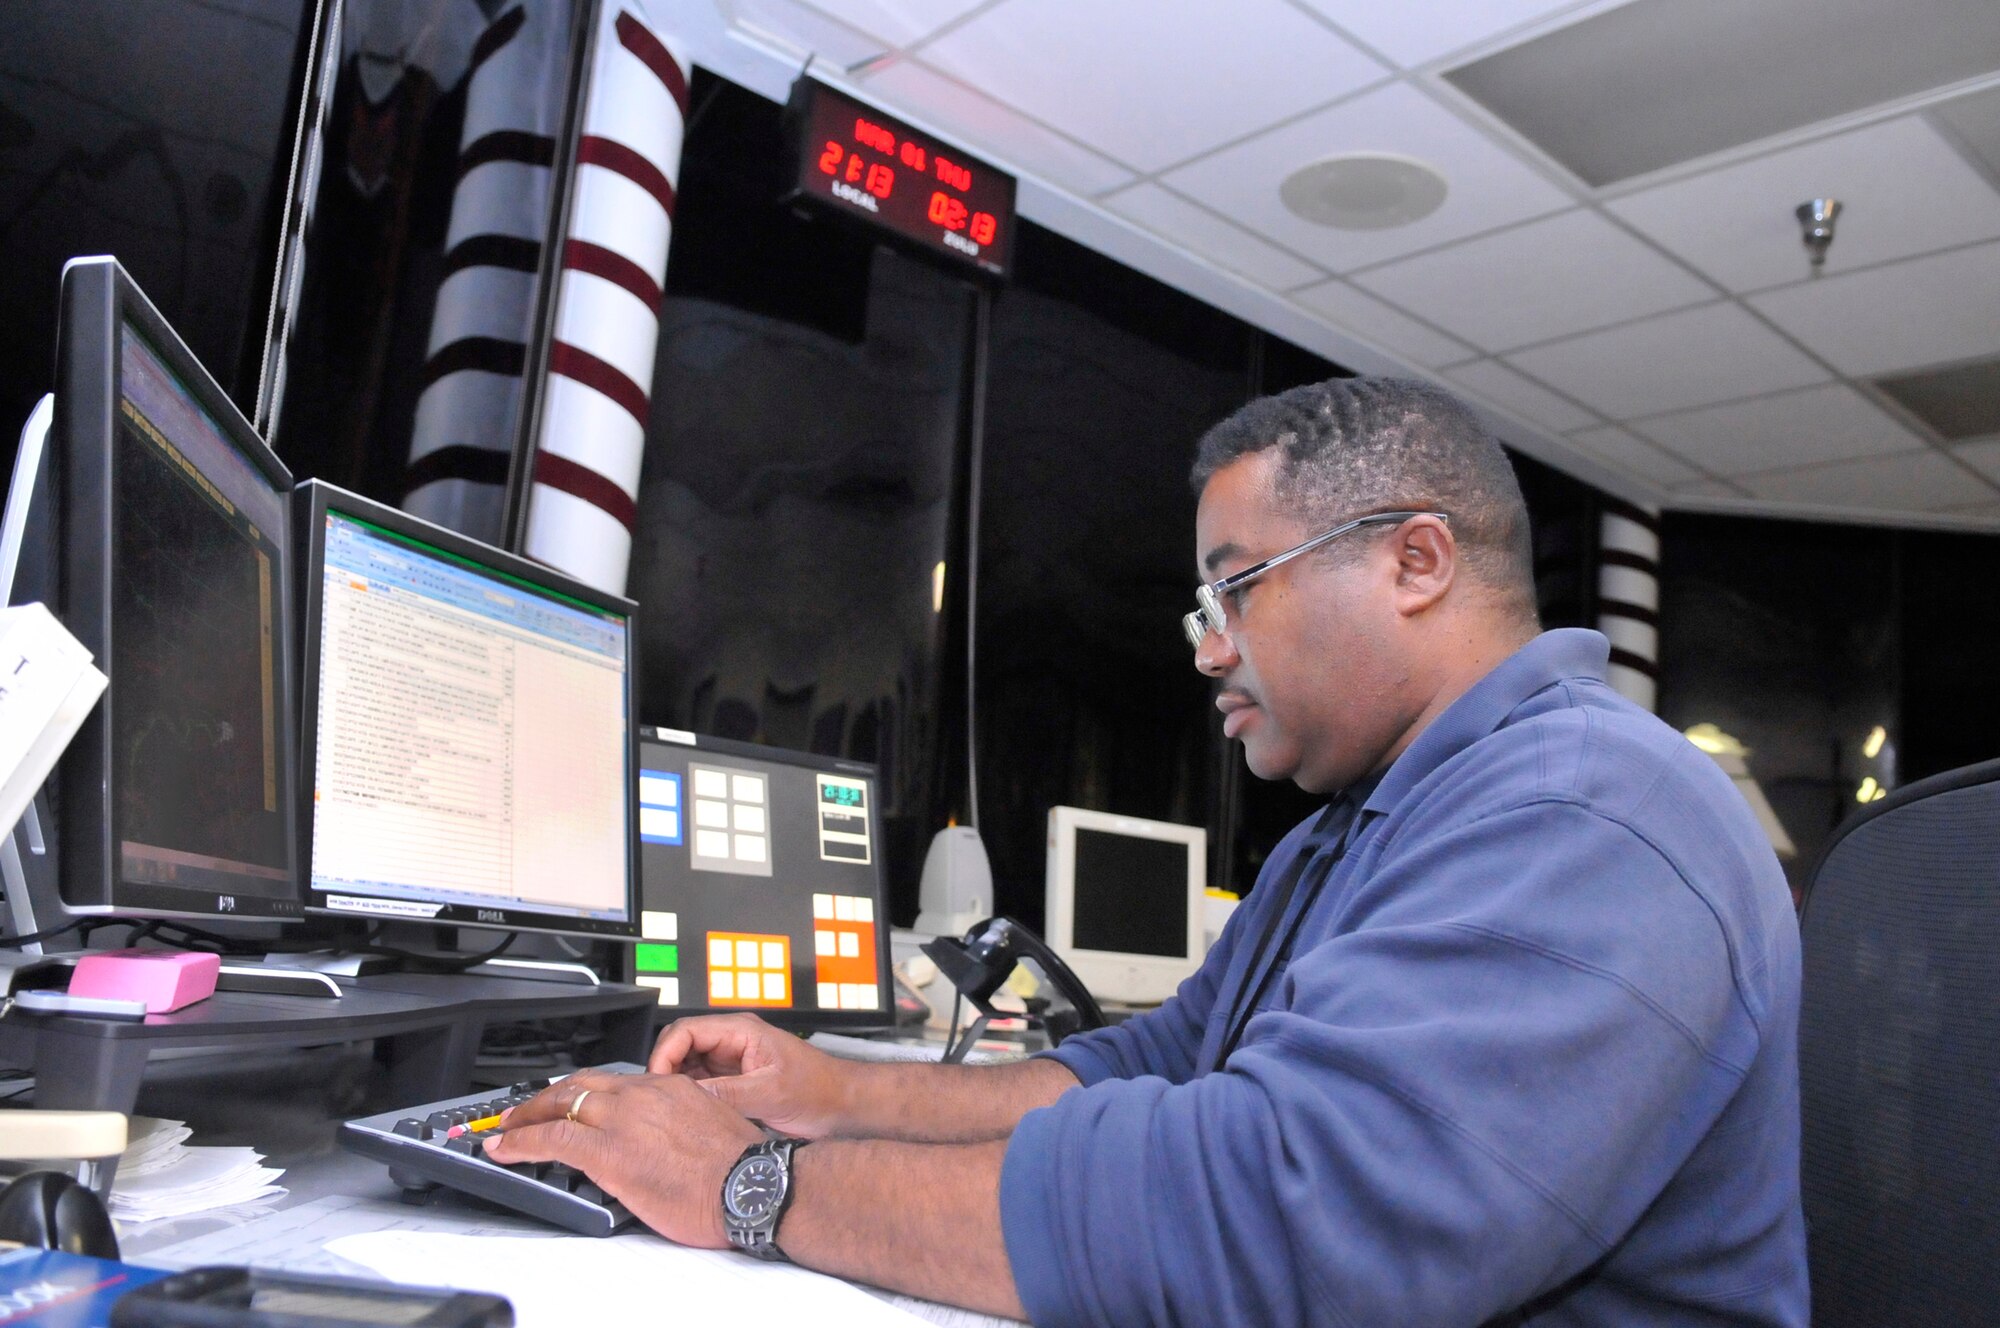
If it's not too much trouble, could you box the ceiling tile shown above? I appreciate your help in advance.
[1568,424,1703,486]
[727,0,888,67]
[1605,116,2000,293]
[1505,302,1829,418]
[1443,0,2000,187]
[1669,478,1751,500]
[1933,83,2000,184]
[1443,358,1599,432]
[1289,279,1476,368]
[1747,239,2000,377]
[1163,82,1574,272]
[796,0,987,47]
[1949,436,2000,484]
[1103,185,1325,290]
[861,60,1135,196]
[1736,449,1990,511]
[1875,356,2000,440]
[918,0,1385,173]
[1293,0,1586,69]
[1351,208,1712,353]
[1635,384,1927,477]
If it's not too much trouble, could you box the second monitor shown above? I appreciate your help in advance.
[295,480,638,940]
[632,728,891,1031]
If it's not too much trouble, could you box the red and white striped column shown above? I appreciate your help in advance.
[520,4,689,595]
[401,3,566,544]
[1597,498,1662,712]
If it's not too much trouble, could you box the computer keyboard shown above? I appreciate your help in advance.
[339,1065,644,1237]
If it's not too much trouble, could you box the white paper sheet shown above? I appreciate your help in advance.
[325,1229,935,1328]
[146,1195,1020,1327]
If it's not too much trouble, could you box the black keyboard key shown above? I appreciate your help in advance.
[393,1117,428,1140]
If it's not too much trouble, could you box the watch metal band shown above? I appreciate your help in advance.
[723,1137,802,1261]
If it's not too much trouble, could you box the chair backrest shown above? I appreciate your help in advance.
[1798,758,2000,1326]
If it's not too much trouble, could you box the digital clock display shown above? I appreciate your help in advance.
[791,78,1015,278]
[820,782,864,808]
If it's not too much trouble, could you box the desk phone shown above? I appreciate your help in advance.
[339,1067,644,1237]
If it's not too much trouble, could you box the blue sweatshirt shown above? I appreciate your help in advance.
[1000,629,1808,1326]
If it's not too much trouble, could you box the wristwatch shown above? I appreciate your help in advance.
[721,1138,805,1260]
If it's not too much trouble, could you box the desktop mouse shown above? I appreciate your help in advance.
[0,1170,120,1259]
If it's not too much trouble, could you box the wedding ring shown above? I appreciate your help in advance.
[566,1088,592,1124]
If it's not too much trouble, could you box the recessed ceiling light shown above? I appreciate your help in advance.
[1279,154,1447,230]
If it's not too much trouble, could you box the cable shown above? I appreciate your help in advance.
[961,285,991,830]
[354,930,518,974]
[0,917,92,950]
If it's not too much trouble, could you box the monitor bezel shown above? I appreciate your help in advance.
[293,479,641,940]
[53,255,303,921]
[634,727,895,1032]
[1044,805,1208,1006]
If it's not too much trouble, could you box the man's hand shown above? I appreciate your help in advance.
[649,1013,855,1137]
[484,1068,762,1248]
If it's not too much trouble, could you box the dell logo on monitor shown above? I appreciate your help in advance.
[476,909,507,924]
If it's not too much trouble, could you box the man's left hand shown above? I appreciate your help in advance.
[484,1068,764,1248]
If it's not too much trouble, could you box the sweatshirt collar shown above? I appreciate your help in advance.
[1362,628,1609,819]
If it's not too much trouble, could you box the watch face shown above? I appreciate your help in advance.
[727,1155,787,1221]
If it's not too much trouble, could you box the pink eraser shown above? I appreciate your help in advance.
[68,950,221,1013]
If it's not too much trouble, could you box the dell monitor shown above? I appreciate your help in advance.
[295,480,638,940]
[631,728,892,1030]
[1045,806,1207,1005]
[2,255,301,922]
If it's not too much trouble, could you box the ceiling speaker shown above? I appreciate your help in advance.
[1279,153,1448,230]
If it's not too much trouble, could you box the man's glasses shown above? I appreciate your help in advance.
[1182,510,1449,649]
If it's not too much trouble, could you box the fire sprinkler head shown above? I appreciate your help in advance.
[1796,199,1841,272]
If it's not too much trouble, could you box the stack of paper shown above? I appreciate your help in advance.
[109,1116,286,1223]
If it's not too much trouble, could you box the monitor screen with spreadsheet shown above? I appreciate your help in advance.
[295,480,638,938]
[630,728,891,1030]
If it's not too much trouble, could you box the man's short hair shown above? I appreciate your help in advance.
[1191,376,1538,625]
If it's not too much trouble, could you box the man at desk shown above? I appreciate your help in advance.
[490,377,1808,1326]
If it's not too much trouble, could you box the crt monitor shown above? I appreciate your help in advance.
[1045,806,1207,1005]
[631,728,891,1030]
[295,480,638,939]
[2,255,301,922]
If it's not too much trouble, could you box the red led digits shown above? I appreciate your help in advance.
[969,212,997,246]
[864,163,894,199]
[818,141,843,175]
[928,191,969,231]
[900,141,927,171]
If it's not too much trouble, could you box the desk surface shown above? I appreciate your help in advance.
[109,1043,1015,1327]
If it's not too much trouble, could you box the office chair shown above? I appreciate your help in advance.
[1796,758,2000,1326]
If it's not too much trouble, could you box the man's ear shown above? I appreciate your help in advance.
[1391,516,1455,618]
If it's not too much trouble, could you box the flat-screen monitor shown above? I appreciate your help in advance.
[632,727,891,1030]
[295,480,638,939]
[1045,806,1206,1005]
[8,256,301,921]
